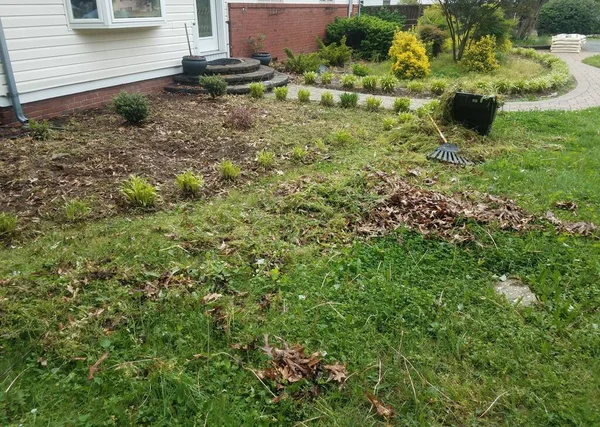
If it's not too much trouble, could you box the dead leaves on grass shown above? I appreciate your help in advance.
[365,391,395,420]
[87,352,109,380]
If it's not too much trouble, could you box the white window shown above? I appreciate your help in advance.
[67,0,166,28]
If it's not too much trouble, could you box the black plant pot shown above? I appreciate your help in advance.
[452,92,498,136]
[182,55,208,76]
[251,52,271,66]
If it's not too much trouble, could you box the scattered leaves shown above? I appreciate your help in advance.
[202,293,223,304]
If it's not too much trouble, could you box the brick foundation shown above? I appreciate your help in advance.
[0,76,173,126]
[228,3,356,60]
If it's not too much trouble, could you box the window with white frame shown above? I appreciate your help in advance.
[67,0,166,28]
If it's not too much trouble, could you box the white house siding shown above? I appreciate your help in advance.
[0,0,227,107]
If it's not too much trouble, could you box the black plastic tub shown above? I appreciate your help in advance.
[452,92,499,136]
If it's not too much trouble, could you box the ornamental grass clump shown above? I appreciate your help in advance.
[406,81,424,93]
[332,129,353,145]
[64,198,91,222]
[388,31,430,80]
[218,160,241,181]
[0,213,17,239]
[274,86,288,101]
[297,89,311,103]
[380,75,398,93]
[361,76,378,92]
[120,175,157,208]
[321,72,334,85]
[340,74,358,89]
[320,92,335,107]
[248,82,265,99]
[257,150,276,170]
[339,92,359,108]
[383,117,396,131]
[397,112,415,123]
[352,63,370,77]
[291,146,308,162]
[303,71,318,84]
[393,97,411,113]
[176,171,204,196]
[430,79,448,95]
[365,96,382,112]
[112,92,149,124]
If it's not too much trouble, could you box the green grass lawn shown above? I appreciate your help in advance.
[583,54,600,68]
[1,100,600,425]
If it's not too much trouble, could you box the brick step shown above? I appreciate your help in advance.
[174,65,275,86]
[205,58,261,75]
[164,71,289,95]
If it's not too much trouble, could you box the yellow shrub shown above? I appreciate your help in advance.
[388,31,431,80]
[462,35,499,73]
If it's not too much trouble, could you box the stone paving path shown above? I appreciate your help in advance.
[273,50,600,112]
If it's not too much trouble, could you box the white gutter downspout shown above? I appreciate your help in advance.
[347,0,353,18]
[0,17,28,124]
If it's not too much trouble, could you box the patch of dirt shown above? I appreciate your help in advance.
[0,94,270,220]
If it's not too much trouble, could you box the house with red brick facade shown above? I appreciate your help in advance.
[0,0,357,125]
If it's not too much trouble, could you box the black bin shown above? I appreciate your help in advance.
[452,92,498,136]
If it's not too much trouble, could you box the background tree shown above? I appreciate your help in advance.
[537,0,600,35]
[436,0,517,61]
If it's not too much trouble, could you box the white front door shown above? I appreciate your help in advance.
[194,0,220,53]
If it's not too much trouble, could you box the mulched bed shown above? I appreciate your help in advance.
[0,93,270,221]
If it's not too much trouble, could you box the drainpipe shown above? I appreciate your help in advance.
[347,0,353,17]
[0,17,28,124]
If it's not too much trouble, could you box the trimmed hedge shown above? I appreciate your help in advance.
[537,0,600,35]
[326,15,399,61]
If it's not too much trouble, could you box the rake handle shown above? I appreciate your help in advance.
[426,112,448,144]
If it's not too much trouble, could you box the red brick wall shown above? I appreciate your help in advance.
[228,3,355,60]
[0,76,173,126]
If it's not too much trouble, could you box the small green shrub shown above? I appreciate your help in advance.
[176,170,204,195]
[316,35,352,66]
[362,76,378,92]
[339,92,359,108]
[326,15,398,60]
[199,75,228,98]
[218,160,241,181]
[64,198,91,222]
[28,119,51,141]
[284,48,323,73]
[291,146,308,162]
[340,74,358,89]
[397,112,415,123]
[352,63,370,77]
[417,24,448,58]
[320,92,335,107]
[321,72,334,85]
[303,71,318,84]
[462,35,499,73]
[0,213,17,238]
[406,81,424,93]
[274,86,288,101]
[393,97,411,113]
[383,117,396,131]
[297,89,311,103]
[380,75,398,93]
[248,82,265,99]
[257,149,276,170]
[112,92,149,124]
[365,96,382,112]
[537,0,600,35]
[120,175,157,208]
[430,79,448,95]
[389,31,431,80]
[332,129,353,145]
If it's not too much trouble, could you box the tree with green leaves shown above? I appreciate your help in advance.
[436,0,517,61]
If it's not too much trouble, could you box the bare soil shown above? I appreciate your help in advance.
[0,93,270,221]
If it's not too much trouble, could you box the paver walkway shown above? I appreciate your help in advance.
[274,50,600,112]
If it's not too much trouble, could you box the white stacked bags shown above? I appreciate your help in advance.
[551,34,587,53]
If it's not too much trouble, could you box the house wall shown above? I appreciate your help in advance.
[228,2,356,60]
[0,0,227,116]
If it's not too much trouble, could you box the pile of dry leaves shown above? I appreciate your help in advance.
[358,174,596,242]
[257,334,348,400]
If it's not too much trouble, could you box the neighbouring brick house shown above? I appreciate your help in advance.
[0,0,357,125]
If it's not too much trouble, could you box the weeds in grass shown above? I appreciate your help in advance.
[257,149,276,170]
[315,138,327,151]
[199,75,228,98]
[28,119,51,141]
[340,74,358,89]
[248,82,265,99]
[218,160,241,181]
[291,146,308,162]
[0,212,17,238]
[380,75,398,93]
[383,117,396,130]
[64,198,91,221]
[321,72,334,85]
[274,86,288,101]
[320,92,335,107]
[112,92,149,124]
[365,96,382,112]
[176,171,204,196]
[303,71,318,84]
[393,97,411,113]
[120,175,157,208]
[297,89,311,103]
[339,92,359,108]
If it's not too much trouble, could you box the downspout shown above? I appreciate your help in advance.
[0,17,28,124]
[347,0,353,18]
